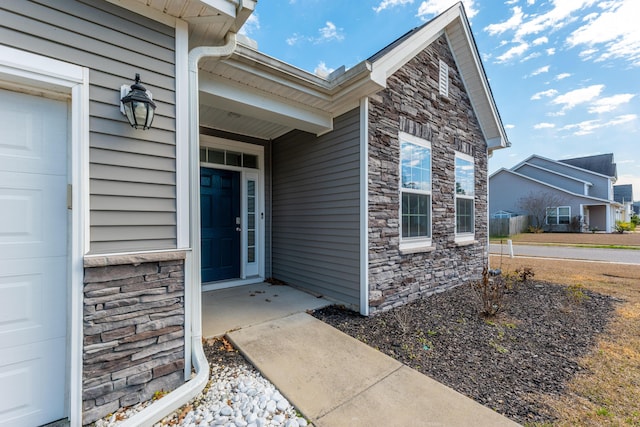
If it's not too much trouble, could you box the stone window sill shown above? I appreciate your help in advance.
[455,239,478,247]
[400,245,436,255]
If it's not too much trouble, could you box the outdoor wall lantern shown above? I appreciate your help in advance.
[120,73,156,130]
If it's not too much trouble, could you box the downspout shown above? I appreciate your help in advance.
[118,32,237,427]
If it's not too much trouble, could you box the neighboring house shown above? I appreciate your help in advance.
[0,1,508,426]
[490,154,622,233]
[614,184,635,221]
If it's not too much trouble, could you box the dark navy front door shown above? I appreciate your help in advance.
[200,167,241,282]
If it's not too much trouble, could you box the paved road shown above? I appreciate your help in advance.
[489,243,640,265]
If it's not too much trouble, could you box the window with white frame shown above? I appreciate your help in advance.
[546,206,570,225]
[400,133,431,244]
[455,153,474,237]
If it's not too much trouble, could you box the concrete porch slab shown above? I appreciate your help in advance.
[201,282,330,338]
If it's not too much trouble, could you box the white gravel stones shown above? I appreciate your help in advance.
[93,363,309,427]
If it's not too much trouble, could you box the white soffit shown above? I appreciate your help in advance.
[114,0,256,46]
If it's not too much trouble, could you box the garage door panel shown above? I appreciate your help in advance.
[0,87,68,426]
[0,258,67,349]
[0,88,67,176]
[0,172,67,260]
[0,338,66,427]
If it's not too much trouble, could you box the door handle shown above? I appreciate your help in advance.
[236,227,242,232]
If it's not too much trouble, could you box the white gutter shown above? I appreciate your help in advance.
[117,33,238,427]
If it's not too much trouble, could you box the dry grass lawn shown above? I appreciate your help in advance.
[490,252,640,426]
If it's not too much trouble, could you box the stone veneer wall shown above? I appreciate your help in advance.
[82,251,187,425]
[367,34,488,314]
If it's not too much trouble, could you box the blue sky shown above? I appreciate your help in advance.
[240,0,639,200]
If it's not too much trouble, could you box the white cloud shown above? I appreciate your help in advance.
[551,84,604,113]
[567,0,640,66]
[530,65,550,76]
[485,6,524,36]
[527,0,535,4]
[560,114,637,136]
[417,0,478,20]
[373,0,414,13]
[239,14,260,36]
[531,89,558,100]
[534,122,555,129]
[286,34,302,46]
[532,36,548,45]
[496,42,529,62]
[287,21,345,46]
[514,0,597,41]
[521,51,541,62]
[588,94,636,114]
[546,48,556,55]
[505,124,516,129]
[555,72,571,80]
[318,21,344,43]
[314,61,335,78]
[505,0,518,4]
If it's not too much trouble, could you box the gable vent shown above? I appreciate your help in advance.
[438,59,449,97]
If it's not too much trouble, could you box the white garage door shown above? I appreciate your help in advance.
[0,88,68,426]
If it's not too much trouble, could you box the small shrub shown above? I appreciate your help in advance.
[615,221,633,233]
[631,214,639,227]
[566,283,590,304]
[514,266,535,283]
[569,215,583,232]
[472,265,509,317]
[527,225,543,233]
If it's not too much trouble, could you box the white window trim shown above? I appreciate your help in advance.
[399,132,432,251]
[455,152,475,243]
[546,206,571,225]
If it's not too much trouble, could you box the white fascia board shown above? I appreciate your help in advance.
[370,4,462,83]
[199,0,237,18]
[199,75,333,134]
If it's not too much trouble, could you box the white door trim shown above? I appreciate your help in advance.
[199,136,265,291]
[0,45,89,427]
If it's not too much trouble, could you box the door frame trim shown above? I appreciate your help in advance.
[198,135,265,290]
[0,46,89,426]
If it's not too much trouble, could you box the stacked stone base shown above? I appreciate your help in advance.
[82,251,187,425]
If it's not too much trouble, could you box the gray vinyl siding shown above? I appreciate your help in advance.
[271,108,361,308]
[523,157,610,199]
[1,0,177,254]
[515,164,587,195]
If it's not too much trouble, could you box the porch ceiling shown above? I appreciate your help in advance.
[198,43,382,139]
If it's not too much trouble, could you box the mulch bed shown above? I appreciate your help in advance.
[312,279,619,425]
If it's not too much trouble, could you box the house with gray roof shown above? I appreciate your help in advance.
[490,154,624,233]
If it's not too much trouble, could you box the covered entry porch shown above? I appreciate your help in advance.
[192,37,378,315]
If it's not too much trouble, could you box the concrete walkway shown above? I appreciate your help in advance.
[227,312,521,427]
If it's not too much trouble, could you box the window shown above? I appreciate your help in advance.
[546,206,570,225]
[400,133,431,246]
[455,153,474,238]
[200,147,259,169]
[439,59,449,97]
